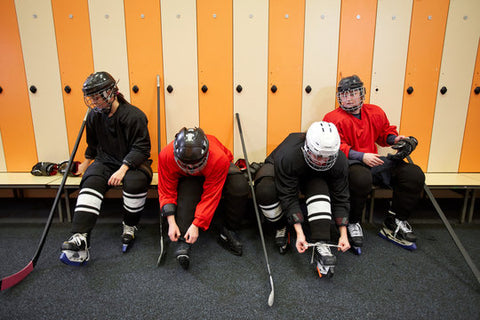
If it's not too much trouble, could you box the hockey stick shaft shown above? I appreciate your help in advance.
[1,108,89,291]
[156,75,166,266]
[406,156,480,284]
[235,113,274,307]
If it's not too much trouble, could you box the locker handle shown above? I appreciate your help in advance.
[64,85,71,94]
[0,86,3,94]
[440,86,447,95]
[201,85,208,93]
[167,85,173,93]
[132,85,139,94]
[474,87,480,95]
[236,85,243,93]
[406,86,414,95]
[30,85,37,94]
[305,85,312,94]
[271,85,277,93]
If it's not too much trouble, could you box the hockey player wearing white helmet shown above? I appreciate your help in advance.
[254,121,350,278]
[324,75,425,252]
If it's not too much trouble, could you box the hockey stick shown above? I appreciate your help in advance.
[406,156,480,284]
[235,113,274,307]
[156,75,167,266]
[0,108,90,291]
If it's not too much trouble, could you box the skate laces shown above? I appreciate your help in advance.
[348,223,363,237]
[307,242,334,264]
[275,227,286,238]
[394,218,413,236]
[123,223,137,236]
[69,233,87,246]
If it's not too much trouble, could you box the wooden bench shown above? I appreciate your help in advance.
[365,173,480,224]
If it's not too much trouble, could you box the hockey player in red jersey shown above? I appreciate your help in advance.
[324,75,425,252]
[158,127,249,269]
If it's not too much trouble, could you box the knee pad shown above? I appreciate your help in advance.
[306,194,332,223]
[255,177,277,205]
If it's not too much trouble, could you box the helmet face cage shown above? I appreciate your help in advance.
[173,127,210,174]
[82,72,118,114]
[337,87,365,113]
[302,121,340,171]
[84,86,116,114]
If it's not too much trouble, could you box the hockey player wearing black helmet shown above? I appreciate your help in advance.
[254,122,351,278]
[324,75,425,252]
[158,127,249,270]
[60,71,153,266]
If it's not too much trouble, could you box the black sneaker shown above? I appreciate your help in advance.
[218,226,243,256]
[174,240,191,270]
[384,215,417,243]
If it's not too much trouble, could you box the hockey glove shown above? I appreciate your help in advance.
[58,160,82,176]
[31,162,58,176]
[388,136,418,161]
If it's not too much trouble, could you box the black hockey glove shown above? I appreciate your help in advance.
[31,162,58,176]
[387,136,418,161]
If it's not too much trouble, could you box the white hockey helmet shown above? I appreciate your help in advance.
[302,121,340,171]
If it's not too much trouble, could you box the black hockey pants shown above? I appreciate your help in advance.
[255,163,333,242]
[348,158,425,223]
[175,163,249,235]
[71,161,152,234]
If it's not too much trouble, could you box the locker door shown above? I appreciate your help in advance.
[88,0,130,100]
[267,0,305,154]
[124,0,166,170]
[370,0,412,127]
[428,0,480,172]
[160,0,199,143]
[399,0,449,171]
[0,0,37,171]
[0,132,6,171]
[337,0,377,105]
[15,0,69,163]
[301,0,341,131]
[233,0,269,162]
[52,0,94,163]
[459,40,480,173]
[197,0,233,150]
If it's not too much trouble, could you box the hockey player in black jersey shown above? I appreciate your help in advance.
[254,121,350,277]
[60,71,153,266]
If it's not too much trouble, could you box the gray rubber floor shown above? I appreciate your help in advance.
[1,197,479,320]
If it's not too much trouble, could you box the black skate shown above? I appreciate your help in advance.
[310,242,337,278]
[347,222,364,255]
[274,226,289,254]
[60,233,90,266]
[379,216,417,251]
[217,226,243,256]
[175,239,191,270]
[121,222,137,253]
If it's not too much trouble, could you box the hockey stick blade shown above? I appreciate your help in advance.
[235,113,275,307]
[406,156,480,284]
[1,109,89,291]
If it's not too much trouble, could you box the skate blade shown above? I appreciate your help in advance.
[177,255,190,270]
[379,229,417,251]
[316,262,334,278]
[351,246,362,255]
[59,252,88,267]
[122,244,129,253]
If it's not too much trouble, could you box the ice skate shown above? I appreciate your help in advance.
[347,222,363,255]
[310,242,336,278]
[60,233,90,266]
[379,215,417,251]
[121,222,137,253]
[274,226,289,254]
[217,226,243,256]
[175,239,191,270]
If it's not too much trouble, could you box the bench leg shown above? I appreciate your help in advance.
[64,189,72,223]
[460,189,471,224]
[467,189,476,223]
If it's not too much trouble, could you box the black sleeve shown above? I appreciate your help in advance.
[84,112,98,160]
[328,151,350,226]
[122,109,151,168]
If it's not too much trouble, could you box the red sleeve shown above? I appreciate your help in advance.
[157,142,181,208]
[323,110,353,157]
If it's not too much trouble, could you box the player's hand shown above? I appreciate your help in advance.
[363,153,384,167]
[168,222,181,242]
[108,164,129,186]
[337,234,351,252]
[184,224,199,244]
[393,135,406,144]
[76,159,92,175]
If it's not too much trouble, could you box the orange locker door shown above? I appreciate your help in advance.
[336,0,377,105]
[267,0,305,154]
[124,0,166,171]
[52,0,94,162]
[459,40,480,173]
[399,0,449,171]
[197,0,233,150]
[0,0,37,171]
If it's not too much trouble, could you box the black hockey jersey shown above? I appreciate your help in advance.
[266,133,349,226]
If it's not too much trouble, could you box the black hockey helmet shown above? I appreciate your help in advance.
[336,75,365,113]
[82,71,118,114]
[173,127,209,174]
